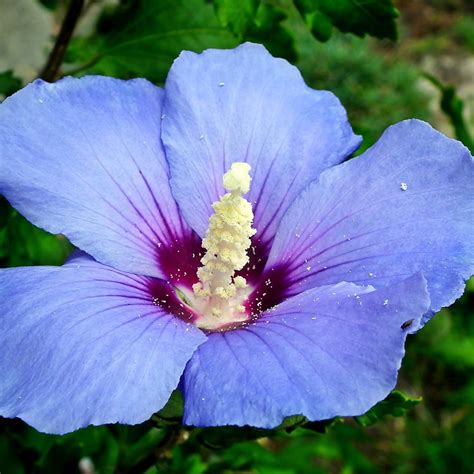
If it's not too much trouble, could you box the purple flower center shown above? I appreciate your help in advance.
[148,235,290,332]
[146,164,291,332]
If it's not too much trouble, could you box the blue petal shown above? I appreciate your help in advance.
[182,274,429,428]
[0,255,206,434]
[266,120,474,321]
[162,43,360,250]
[0,76,191,279]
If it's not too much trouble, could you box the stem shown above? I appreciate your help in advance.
[39,0,85,82]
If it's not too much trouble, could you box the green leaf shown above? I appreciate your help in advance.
[65,0,239,84]
[4,423,119,473]
[66,0,297,81]
[213,0,297,60]
[195,414,337,450]
[0,70,22,100]
[466,276,474,293]
[214,0,260,37]
[168,444,207,474]
[197,426,274,449]
[37,0,59,10]
[37,426,119,472]
[0,199,72,267]
[0,434,24,474]
[301,417,341,434]
[294,0,398,41]
[246,3,297,62]
[277,415,307,432]
[355,391,421,427]
[433,336,474,367]
[152,390,184,425]
[118,426,167,470]
[424,73,474,153]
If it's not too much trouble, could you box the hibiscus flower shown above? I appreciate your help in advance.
[0,43,472,434]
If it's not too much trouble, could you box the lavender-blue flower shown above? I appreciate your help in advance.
[0,43,472,434]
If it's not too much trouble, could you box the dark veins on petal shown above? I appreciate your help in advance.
[240,238,292,316]
[245,265,292,317]
[157,230,204,288]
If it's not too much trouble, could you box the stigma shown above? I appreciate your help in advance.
[191,162,256,330]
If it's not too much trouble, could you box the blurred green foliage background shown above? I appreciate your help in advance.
[0,0,473,472]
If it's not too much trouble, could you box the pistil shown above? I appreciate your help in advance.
[192,162,255,329]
